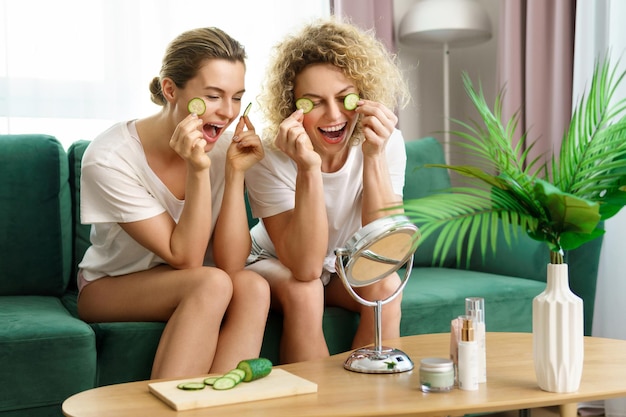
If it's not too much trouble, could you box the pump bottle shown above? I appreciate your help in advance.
[458,317,479,391]
[466,297,486,383]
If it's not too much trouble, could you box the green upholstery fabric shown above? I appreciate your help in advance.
[403,137,458,268]
[0,296,95,412]
[61,292,165,387]
[66,140,92,292]
[260,308,359,365]
[89,322,164,386]
[399,267,544,335]
[403,137,451,199]
[0,135,71,296]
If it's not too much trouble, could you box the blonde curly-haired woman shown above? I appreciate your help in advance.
[245,17,411,364]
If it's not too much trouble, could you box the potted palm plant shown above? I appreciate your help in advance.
[402,57,626,393]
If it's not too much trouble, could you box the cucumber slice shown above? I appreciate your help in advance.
[295,98,314,114]
[225,368,246,383]
[203,376,219,386]
[212,376,238,390]
[237,357,273,382]
[343,93,360,110]
[243,102,252,117]
[187,97,206,115]
[177,381,206,391]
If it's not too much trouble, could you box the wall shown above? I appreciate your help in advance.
[394,0,500,167]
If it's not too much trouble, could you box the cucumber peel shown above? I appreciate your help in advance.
[237,357,273,382]
[243,102,252,117]
[343,93,360,110]
[187,97,206,115]
[295,98,314,114]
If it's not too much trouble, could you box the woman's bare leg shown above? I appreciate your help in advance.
[325,272,402,349]
[77,265,233,379]
[210,269,270,373]
[248,259,329,364]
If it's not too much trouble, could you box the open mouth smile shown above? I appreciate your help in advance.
[319,122,347,144]
[203,123,225,143]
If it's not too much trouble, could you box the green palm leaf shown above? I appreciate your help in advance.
[403,186,537,266]
[403,56,626,265]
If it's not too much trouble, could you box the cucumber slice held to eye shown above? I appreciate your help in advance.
[187,97,206,115]
[295,98,314,114]
[343,93,360,111]
[243,102,252,117]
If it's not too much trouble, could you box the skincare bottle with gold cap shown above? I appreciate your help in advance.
[458,317,479,391]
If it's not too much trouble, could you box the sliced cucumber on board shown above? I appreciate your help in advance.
[176,357,273,391]
[176,382,205,391]
[212,376,238,390]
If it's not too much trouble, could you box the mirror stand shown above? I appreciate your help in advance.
[334,215,419,374]
[342,299,415,373]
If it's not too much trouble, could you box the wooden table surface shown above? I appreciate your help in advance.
[62,332,626,417]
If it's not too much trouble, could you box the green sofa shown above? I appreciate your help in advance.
[0,134,603,417]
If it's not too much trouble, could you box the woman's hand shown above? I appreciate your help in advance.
[228,115,264,172]
[356,100,398,157]
[275,109,321,170]
[170,113,212,170]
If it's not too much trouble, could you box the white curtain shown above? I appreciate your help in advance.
[0,0,330,149]
[573,1,626,415]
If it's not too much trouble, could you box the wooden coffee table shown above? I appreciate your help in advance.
[62,332,626,417]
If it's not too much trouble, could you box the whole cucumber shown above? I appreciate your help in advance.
[236,358,273,382]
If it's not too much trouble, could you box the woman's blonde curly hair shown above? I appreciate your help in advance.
[258,17,410,146]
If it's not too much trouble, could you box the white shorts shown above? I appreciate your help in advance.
[247,236,333,286]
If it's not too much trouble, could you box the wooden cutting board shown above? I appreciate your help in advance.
[148,369,318,411]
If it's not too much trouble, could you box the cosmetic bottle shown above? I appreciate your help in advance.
[466,297,486,383]
[458,317,479,391]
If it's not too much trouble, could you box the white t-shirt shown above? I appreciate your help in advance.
[245,128,406,274]
[78,120,230,282]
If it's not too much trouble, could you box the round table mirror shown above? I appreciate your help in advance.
[335,214,420,373]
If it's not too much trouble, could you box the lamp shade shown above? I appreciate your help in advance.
[399,0,492,47]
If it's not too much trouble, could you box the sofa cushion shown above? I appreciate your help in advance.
[398,267,546,336]
[402,137,458,268]
[90,322,165,386]
[62,290,165,386]
[0,296,96,412]
[259,308,359,365]
[0,135,72,296]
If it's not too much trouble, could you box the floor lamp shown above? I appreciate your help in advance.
[399,0,492,162]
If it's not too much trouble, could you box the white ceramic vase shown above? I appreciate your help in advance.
[532,263,584,393]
